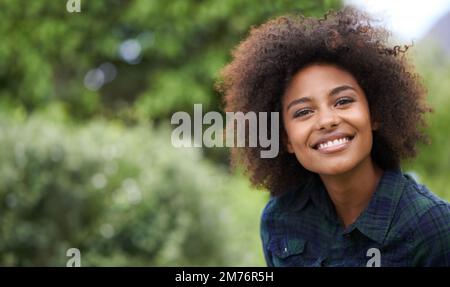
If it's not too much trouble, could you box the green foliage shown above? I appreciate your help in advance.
[404,46,450,200]
[0,115,267,266]
[0,0,341,121]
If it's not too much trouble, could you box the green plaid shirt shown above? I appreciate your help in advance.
[260,169,450,267]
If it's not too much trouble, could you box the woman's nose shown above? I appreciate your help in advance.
[316,109,340,130]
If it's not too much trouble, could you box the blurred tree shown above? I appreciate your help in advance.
[0,0,341,122]
[0,114,267,266]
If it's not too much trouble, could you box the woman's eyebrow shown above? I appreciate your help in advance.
[329,85,356,97]
[286,84,356,111]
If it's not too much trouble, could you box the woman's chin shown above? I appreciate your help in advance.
[309,161,357,177]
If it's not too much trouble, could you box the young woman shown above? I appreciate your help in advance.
[218,7,450,266]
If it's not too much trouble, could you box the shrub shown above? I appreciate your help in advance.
[0,115,266,266]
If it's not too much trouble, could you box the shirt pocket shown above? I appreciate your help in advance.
[269,237,317,267]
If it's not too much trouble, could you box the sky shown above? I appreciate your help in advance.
[344,0,450,41]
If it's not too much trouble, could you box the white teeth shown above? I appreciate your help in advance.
[317,137,350,150]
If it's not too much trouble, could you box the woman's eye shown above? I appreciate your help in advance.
[335,97,354,106]
[293,109,312,118]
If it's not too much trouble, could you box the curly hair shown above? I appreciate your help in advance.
[217,6,432,196]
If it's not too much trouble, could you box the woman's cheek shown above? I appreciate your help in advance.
[292,129,312,158]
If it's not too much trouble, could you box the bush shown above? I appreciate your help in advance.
[0,115,267,266]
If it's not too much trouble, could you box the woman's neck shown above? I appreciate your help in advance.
[319,157,383,229]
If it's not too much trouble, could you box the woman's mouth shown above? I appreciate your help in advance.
[313,135,355,154]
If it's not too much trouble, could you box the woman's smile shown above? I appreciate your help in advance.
[313,134,355,154]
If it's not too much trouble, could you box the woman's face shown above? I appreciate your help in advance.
[282,63,376,176]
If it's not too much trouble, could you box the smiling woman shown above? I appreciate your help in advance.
[217,6,450,266]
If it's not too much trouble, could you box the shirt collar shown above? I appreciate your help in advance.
[288,173,337,221]
[289,168,407,244]
[288,174,315,212]
[347,168,406,244]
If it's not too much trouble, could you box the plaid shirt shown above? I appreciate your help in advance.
[260,169,450,267]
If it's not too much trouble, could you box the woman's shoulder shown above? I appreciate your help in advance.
[399,173,450,217]
[397,173,450,265]
[396,173,450,242]
[261,188,299,218]
[261,176,316,219]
